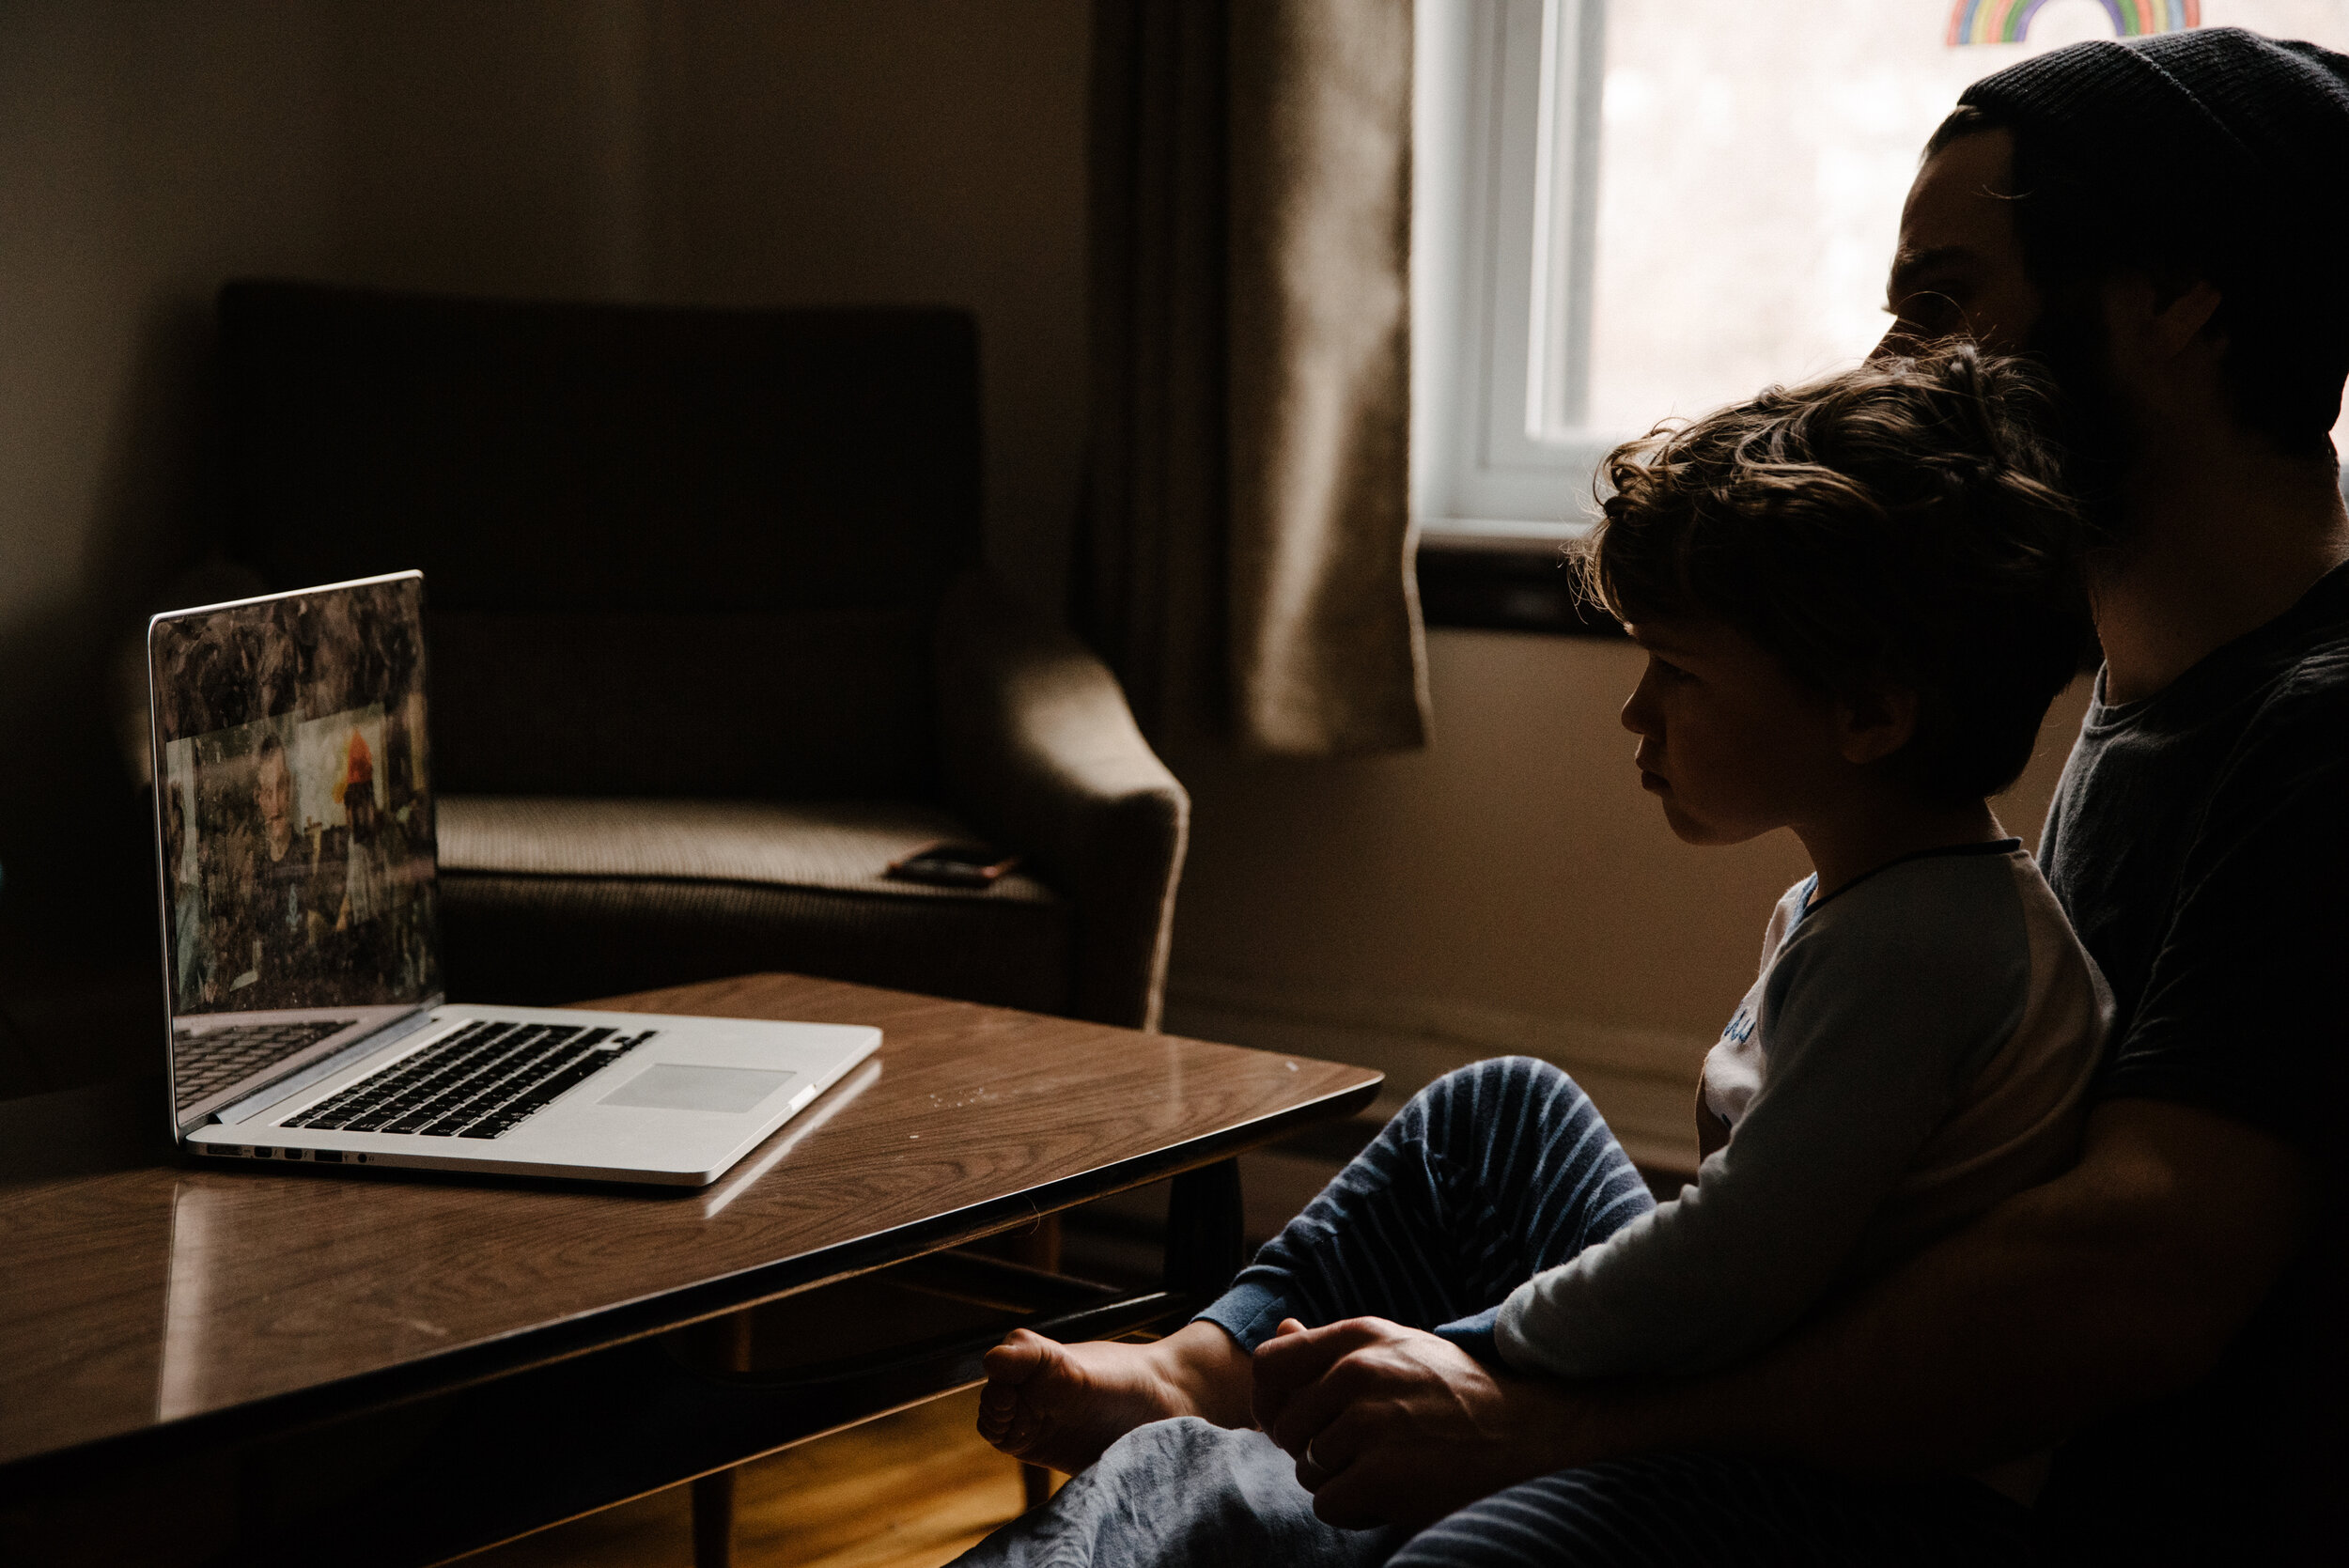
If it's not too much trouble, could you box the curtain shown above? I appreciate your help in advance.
[1078,0,1428,757]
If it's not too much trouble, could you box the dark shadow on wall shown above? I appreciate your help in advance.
[0,294,230,1096]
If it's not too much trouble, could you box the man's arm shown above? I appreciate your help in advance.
[1256,1096,2309,1527]
[1610,1095,2310,1473]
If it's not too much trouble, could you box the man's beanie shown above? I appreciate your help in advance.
[1957,27,2349,443]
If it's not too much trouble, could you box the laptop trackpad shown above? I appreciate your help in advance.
[599,1064,797,1113]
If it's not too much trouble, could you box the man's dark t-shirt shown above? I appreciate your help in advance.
[2035,559,2349,1560]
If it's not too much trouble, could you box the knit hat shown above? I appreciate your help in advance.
[1954,27,2349,443]
[1960,26,2349,203]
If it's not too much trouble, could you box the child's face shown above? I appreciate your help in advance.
[1619,616,1852,847]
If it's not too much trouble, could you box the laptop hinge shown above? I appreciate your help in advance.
[210,1000,445,1126]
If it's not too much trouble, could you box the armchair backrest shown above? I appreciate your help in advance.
[218,282,982,799]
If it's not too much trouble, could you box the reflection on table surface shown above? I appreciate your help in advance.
[2,973,1380,1474]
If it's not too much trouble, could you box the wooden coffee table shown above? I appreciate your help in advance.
[0,972,1381,1566]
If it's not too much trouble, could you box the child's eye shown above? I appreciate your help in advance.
[1650,655,1693,683]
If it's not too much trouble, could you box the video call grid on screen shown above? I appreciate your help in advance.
[149,575,440,1020]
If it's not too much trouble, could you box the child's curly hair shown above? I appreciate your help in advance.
[1579,342,2092,803]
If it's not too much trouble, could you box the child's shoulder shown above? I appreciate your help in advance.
[1770,842,2046,991]
[1806,839,2036,923]
[1758,844,2091,1083]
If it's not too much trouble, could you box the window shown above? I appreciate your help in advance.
[1414,0,2349,551]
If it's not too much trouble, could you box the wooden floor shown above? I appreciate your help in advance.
[466,1389,1030,1568]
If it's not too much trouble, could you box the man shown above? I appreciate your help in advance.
[212,730,340,1008]
[965,28,2349,1564]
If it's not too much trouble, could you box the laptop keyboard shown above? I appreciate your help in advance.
[174,1019,358,1112]
[283,1019,657,1141]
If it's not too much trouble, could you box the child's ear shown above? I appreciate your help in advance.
[1835,685,1919,766]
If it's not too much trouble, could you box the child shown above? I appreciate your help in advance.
[963,344,2108,1560]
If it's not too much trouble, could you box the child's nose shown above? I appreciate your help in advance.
[1621,680,1657,737]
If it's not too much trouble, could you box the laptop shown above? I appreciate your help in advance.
[147,570,879,1187]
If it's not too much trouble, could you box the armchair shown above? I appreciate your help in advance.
[217,282,1186,1030]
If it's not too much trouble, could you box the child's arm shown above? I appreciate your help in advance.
[1496,888,2040,1382]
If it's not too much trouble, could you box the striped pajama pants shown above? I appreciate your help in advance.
[957,1057,2033,1567]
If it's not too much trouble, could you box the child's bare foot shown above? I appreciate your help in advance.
[976,1320,1252,1473]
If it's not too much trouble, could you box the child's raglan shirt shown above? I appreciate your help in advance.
[1494,841,2110,1380]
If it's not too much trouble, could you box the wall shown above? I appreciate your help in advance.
[638,0,1090,603]
[327,0,648,302]
[326,0,1094,595]
[0,1,339,945]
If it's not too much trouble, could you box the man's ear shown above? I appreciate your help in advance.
[1835,685,1919,766]
[2106,271,2225,365]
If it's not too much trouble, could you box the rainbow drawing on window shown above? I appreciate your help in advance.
[1947,0,2200,46]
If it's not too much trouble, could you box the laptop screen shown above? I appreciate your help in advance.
[148,573,440,1120]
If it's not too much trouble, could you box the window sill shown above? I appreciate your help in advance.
[1415,533,1623,638]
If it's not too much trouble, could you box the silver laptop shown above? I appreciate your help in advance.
[147,570,879,1187]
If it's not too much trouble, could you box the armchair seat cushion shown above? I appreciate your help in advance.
[434,797,1068,1013]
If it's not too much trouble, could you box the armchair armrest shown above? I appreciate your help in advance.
[934,572,1189,1030]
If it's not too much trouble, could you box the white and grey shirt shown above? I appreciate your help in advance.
[1496,841,2111,1381]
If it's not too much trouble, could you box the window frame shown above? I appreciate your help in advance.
[1414,0,1612,546]
[1414,0,1623,633]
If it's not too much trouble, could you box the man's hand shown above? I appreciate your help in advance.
[1251,1317,1595,1529]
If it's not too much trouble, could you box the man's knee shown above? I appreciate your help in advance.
[1385,1458,2033,1568]
[1383,1468,1641,1568]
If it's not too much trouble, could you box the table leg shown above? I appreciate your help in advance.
[691,1467,738,1568]
[1162,1157,1245,1294]
[689,1309,756,1567]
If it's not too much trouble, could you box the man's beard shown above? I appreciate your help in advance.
[2025,289,2139,551]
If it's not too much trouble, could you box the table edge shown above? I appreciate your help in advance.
[0,1070,1380,1489]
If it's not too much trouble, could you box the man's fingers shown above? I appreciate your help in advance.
[1252,1318,1367,1439]
[1252,1317,1390,1397]
[1265,1350,1391,1458]
[1308,1476,1385,1531]
[1250,1324,1306,1436]
[1291,1401,1384,1485]
[1250,1318,1312,1429]
[1310,1452,1428,1531]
